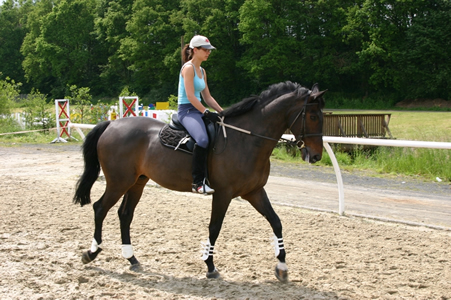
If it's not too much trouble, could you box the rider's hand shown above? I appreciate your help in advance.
[203,109,222,123]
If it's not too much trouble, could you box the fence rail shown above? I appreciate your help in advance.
[281,134,451,216]
[323,114,392,138]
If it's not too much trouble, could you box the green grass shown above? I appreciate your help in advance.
[0,117,82,145]
[272,110,451,182]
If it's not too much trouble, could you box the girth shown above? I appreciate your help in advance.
[159,114,217,154]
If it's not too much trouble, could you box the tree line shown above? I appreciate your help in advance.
[0,0,450,106]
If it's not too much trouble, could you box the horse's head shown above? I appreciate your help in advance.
[288,83,326,163]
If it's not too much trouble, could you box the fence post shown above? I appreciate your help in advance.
[323,142,345,215]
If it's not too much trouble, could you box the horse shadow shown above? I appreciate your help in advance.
[85,265,340,299]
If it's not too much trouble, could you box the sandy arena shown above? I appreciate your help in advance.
[0,144,450,299]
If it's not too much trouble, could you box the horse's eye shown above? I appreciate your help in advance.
[310,115,317,121]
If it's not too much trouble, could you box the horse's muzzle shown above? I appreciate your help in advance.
[301,147,322,164]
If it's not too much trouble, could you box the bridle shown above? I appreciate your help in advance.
[286,91,323,150]
[216,91,323,152]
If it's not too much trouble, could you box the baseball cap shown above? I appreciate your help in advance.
[189,35,216,50]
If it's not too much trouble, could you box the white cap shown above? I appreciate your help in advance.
[189,35,216,50]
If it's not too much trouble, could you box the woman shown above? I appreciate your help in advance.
[178,35,223,194]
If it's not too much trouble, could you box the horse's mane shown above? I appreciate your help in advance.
[221,81,310,118]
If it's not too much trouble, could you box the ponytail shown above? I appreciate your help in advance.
[181,45,193,63]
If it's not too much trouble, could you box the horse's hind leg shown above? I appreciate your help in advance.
[242,188,288,283]
[82,184,127,264]
[81,188,124,264]
[118,175,149,271]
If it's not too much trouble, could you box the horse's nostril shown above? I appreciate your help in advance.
[311,154,321,163]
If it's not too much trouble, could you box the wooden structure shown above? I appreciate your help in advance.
[323,113,392,139]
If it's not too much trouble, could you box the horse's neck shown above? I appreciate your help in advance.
[228,100,290,142]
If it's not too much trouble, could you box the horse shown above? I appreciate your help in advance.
[73,81,326,282]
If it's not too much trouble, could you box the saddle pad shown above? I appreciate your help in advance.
[159,124,193,154]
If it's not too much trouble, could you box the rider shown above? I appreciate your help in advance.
[178,35,223,194]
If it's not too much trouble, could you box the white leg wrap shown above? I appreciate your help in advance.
[271,234,284,257]
[200,239,215,261]
[90,238,99,253]
[122,244,134,259]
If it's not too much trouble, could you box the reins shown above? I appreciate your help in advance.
[215,91,323,153]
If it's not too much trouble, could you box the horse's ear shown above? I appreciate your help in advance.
[311,90,327,100]
[312,83,320,93]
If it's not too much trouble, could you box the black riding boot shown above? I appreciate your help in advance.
[192,144,215,194]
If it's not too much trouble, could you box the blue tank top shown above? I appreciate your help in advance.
[178,62,206,105]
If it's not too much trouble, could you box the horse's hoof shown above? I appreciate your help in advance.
[129,263,143,272]
[81,251,91,264]
[81,248,102,264]
[206,268,220,279]
[127,256,143,272]
[275,263,288,283]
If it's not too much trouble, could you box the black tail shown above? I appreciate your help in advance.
[73,121,111,206]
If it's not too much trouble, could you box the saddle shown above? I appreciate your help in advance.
[159,114,217,154]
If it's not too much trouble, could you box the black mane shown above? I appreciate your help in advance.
[221,81,309,118]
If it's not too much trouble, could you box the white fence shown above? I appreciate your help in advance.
[281,135,451,215]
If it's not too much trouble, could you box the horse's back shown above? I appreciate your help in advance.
[97,117,163,173]
[99,117,163,146]
[96,116,193,192]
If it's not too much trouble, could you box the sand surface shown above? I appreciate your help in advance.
[0,144,450,299]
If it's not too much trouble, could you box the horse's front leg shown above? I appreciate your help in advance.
[242,188,288,283]
[201,193,232,279]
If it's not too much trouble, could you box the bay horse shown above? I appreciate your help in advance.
[73,81,326,282]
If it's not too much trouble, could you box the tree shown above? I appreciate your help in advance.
[0,76,21,115]
[398,0,451,99]
[341,0,451,99]
[22,0,102,97]
[94,0,135,95]
[180,0,249,104]
[66,85,92,124]
[0,0,30,87]
[119,0,182,98]
[238,0,355,92]
[21,0,56,95]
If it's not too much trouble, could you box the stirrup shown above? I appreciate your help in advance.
[192,181,215,195]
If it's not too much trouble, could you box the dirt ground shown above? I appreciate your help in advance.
[1,144,450,299]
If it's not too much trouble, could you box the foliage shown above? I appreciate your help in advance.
[22,90,55,130]
[21,0,102,97]
[119,86,138,97]
[167,94,178,110]
[0,114,21,135]
[66,85,93,124]
[0,0,30,88]
[1,0,450,107]
[0,76,21,115]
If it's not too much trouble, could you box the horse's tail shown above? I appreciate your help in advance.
[73,121,111,206]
